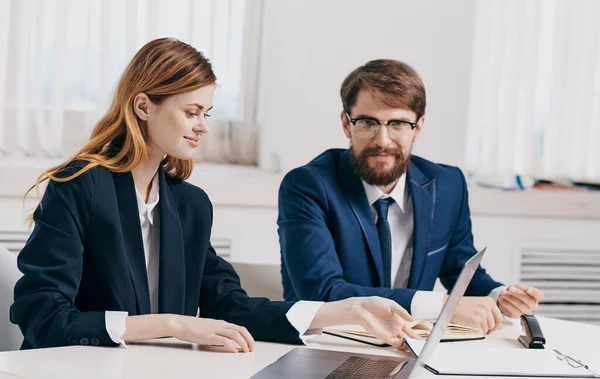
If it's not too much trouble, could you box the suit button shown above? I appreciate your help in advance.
[80,338,89,345]
[68,339,77,345]
[91,338,100,346]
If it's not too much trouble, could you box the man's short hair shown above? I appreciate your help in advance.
[340,59,426,121]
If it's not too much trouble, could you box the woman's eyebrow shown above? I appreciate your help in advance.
[187,103,214,112]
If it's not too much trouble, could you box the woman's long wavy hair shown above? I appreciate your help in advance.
[24,38,216,218]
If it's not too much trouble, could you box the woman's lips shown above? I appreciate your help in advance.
[184,136,199,147]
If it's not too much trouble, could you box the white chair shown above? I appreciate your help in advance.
[230,261,284,301]
[0,246,23,351]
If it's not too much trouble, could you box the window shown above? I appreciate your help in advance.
[0,0,262,165]
[466,0,600,182]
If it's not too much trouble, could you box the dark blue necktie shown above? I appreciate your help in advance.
[374,197,395,288]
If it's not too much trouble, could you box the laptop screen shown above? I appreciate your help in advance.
[411,248,486,371]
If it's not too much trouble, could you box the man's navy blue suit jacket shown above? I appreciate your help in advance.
[278,149,502,313]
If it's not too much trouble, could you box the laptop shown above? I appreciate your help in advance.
[252,248,487,379]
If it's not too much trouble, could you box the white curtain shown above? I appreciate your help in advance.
[0,0,262,165]
[466,0,600,182]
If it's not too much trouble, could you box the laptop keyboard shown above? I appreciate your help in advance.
[325,356,405,379]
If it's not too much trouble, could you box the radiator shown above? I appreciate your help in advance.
[519,245,600,326]
[0,231,30,255]
[0,230,231,258]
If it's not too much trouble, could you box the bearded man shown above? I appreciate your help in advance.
[277,59,544,334]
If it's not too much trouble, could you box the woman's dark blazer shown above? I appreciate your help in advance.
[11,162,300,349]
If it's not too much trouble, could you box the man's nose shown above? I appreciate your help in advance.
[372,123,393,147]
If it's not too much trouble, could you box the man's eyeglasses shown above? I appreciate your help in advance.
[345,112,419,139]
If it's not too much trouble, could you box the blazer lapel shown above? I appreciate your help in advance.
[157,166,186,315]
[407,161,436,289]
[338,149,385,287]
[113,172,151,314]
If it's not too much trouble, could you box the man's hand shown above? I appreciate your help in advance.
[447,295,503,334]
[497,284,544,318]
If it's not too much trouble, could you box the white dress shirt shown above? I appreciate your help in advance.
[105,173,323,346]
[362,175,503,320]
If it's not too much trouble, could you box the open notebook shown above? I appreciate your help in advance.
[324,320,484,347]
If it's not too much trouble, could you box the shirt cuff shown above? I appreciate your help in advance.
[488,285,508,303]
[410,291,445,320]
[105,311,129,347]
[285,300,325,344]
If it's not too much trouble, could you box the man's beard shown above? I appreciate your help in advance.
[349,144,411,186]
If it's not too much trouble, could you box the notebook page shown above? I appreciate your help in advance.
[406,338,598,377]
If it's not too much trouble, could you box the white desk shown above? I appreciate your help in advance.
[0,317,598,379]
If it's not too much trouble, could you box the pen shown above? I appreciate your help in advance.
[553,349,588,369]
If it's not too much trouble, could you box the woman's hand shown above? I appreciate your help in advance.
[170,316,255,353]
[309,296,417,350]
[123,314,254,353]
[354,297,418,348]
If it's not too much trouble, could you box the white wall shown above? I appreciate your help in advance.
[259,0,476,173]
